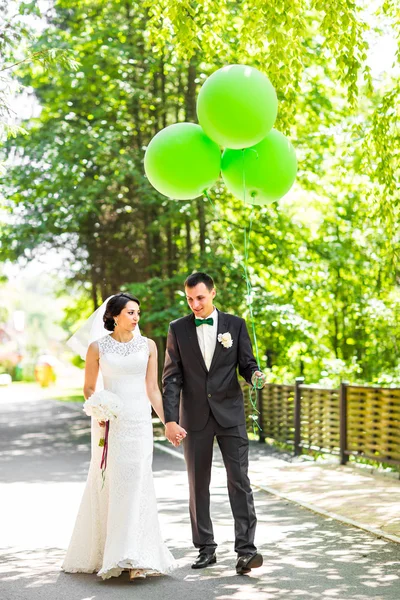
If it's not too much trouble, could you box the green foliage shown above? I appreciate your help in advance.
[0,358,16,377]
[70,355,85,369]
[145,0,398,212]
[2,0,400,386]
[0,1,78,141]
[144,0,372,122]
[59,288,94,339]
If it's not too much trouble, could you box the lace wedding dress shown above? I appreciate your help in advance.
[62,334,176,579]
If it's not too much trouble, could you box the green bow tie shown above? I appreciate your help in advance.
[195,317,214,327]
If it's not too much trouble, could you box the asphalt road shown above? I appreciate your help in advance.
[0,389,399,600]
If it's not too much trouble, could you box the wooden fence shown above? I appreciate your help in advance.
[243,379,400,467]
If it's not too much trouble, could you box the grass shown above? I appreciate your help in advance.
[54,392,83,402]
[53,388,83,402]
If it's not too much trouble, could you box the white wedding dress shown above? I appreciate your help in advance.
[62,333,176,579]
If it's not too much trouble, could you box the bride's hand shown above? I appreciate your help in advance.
[98,420,106,427]
[165,422,187,447]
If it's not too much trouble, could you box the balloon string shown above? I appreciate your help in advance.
[241,150,261,434]
[241,150,261,368]
[203,186,261,434]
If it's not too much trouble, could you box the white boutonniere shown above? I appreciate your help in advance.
[218,332,233,348]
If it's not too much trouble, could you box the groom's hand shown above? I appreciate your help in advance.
[252,370,267,389]
[165,422,187,447]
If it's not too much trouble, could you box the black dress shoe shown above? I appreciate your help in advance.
[191,552,217,569]
[236,552,263,575]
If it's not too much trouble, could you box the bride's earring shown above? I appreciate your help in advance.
[114,320,118,328]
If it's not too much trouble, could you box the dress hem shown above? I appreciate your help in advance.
[61,566,99,574]
[97,557,177,579]
[62,560,176,580]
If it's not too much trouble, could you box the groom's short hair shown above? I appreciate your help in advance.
[184,272,215,291]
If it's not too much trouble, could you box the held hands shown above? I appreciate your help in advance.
[100,420,186,447]
[251,371,267,389]
[99,420,186,447]
[165,422,187,447]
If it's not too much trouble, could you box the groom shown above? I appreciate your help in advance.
[162,272,265,575]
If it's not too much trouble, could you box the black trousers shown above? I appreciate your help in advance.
[183,413,257,556]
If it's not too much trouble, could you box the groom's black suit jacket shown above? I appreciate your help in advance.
[162,310,259,432]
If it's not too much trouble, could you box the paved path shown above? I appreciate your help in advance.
[247,448,400,541]
[0,389,400,600]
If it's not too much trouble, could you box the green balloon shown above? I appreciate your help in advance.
[144,123,221,200]
[221,129,297,205]
[197,64,278,149]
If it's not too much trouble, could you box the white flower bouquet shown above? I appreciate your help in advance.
[83,389,122,423]
[83,390,122,485]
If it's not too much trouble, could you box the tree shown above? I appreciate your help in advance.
[0,1,78,142]
[145,0,399,215]
[2,0,400,384]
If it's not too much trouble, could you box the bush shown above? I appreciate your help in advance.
[0,360,16,378]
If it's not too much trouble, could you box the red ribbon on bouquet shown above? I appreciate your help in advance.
[100,421,110,480]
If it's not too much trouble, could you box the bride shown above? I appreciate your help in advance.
[62,292,183,580]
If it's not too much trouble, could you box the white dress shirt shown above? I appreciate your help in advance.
[196,307,218,370]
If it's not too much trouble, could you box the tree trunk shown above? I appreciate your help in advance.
[184,57,207,262]
[176,70,183,122]
[185,214,192,263]
[197,198,206,257]
[91,267,99,311]
[166,219,173,279]
[185,58,197,122]
[160,55,167,129]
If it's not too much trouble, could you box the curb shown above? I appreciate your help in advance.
[153,442,400,546]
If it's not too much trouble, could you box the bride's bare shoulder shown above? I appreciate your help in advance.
[146,338,157,353]
[87,340,100,357]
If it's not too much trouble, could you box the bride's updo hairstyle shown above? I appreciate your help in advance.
[103,293,140,332]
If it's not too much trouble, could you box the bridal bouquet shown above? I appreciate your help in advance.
[83,389,122,425]
[83,390,122,486]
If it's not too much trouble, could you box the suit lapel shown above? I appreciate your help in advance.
[185,314,208,373]
[209,310,228,373]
